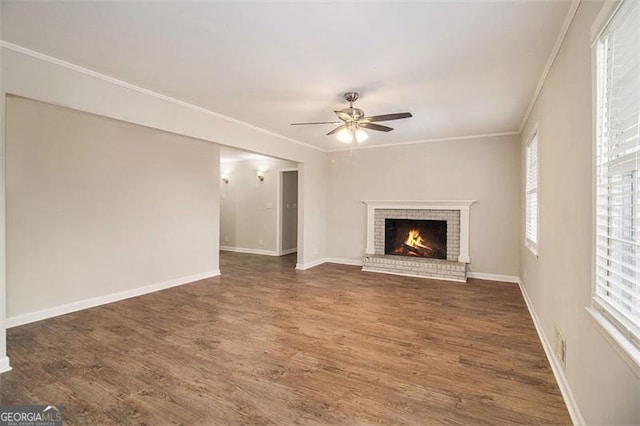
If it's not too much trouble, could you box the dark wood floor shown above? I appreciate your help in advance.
[1,252,570,424]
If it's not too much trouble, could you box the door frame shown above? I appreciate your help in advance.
[276,168,298,256]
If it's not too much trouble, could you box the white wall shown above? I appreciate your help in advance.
[219,157,296,254]
[6,96,220,320]
[326,135,521,277]
[520,1,640,423]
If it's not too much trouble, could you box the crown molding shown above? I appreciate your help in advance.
[0,40,326,153]
[518,0,581,133]
[2,32,570,154]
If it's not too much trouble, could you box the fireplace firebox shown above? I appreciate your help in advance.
[384,219,447,259]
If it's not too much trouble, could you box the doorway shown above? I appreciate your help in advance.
[279,170,298,255]
[218,147,299,267]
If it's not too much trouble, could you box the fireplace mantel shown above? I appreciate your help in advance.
[362,200,475,263]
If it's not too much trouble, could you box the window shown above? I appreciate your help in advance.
[594,0,640,361]
[525,132,538,253]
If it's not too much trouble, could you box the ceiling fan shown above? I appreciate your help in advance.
[291,92,413,144]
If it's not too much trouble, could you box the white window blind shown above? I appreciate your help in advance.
[595,0,640,350]
[525,133,538,252]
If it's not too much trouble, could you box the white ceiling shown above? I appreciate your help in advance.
[1,1,571,151]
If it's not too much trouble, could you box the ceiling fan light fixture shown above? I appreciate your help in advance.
[336,127,354,144]
[355,128,368,143]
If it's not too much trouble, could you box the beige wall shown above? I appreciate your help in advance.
[0,4,9,372]
[1,47,328,268]
[298,160,327,267]
[6,96,220,318]
[326,135,521,277]
[219,158,297,254]
[520,2,640,423]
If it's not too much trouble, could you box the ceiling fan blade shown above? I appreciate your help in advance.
[334,110,354,122]
[291,121,341,125]
[360,122,393,132]
[327,125,347,136]
[363,112,413,122]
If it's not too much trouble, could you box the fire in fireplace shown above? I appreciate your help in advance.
[384,219,447,259]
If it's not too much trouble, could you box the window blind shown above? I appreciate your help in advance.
[595,0,640,349]
[525,133,538,250]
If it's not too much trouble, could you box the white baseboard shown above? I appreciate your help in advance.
[6,270,221,328]
[0,356,11,373]
[280,248,298,256]
[220,246,278,256]
[517,279,585,425]
[467,272,520,283]
[325,258,363,266]
[324,259,518,283]
[295,258,327,270]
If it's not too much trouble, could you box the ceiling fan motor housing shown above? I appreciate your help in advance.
[341,107,365,120]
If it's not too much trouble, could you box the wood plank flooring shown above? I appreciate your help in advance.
[1,252,570,424]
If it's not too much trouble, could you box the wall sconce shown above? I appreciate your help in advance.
[221,174,230,184]
[256,170,265,182]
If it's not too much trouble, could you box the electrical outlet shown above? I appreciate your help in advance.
[259,239,263,246]
[224,235,229,242]
[314,247,319,255]
[554,327,567,370]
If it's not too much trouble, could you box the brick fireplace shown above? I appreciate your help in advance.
[361,200,475,282]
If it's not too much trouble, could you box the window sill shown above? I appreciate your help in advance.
[586,306,640,378]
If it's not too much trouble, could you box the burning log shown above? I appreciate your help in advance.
[402,243,422,255]
[402,243,433,257]
[388,228,436,257]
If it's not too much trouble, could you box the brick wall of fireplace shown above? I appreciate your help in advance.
[361,201,474,282]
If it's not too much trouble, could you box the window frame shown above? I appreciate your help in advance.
[588,0,640,377]
[525,129,539,256]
